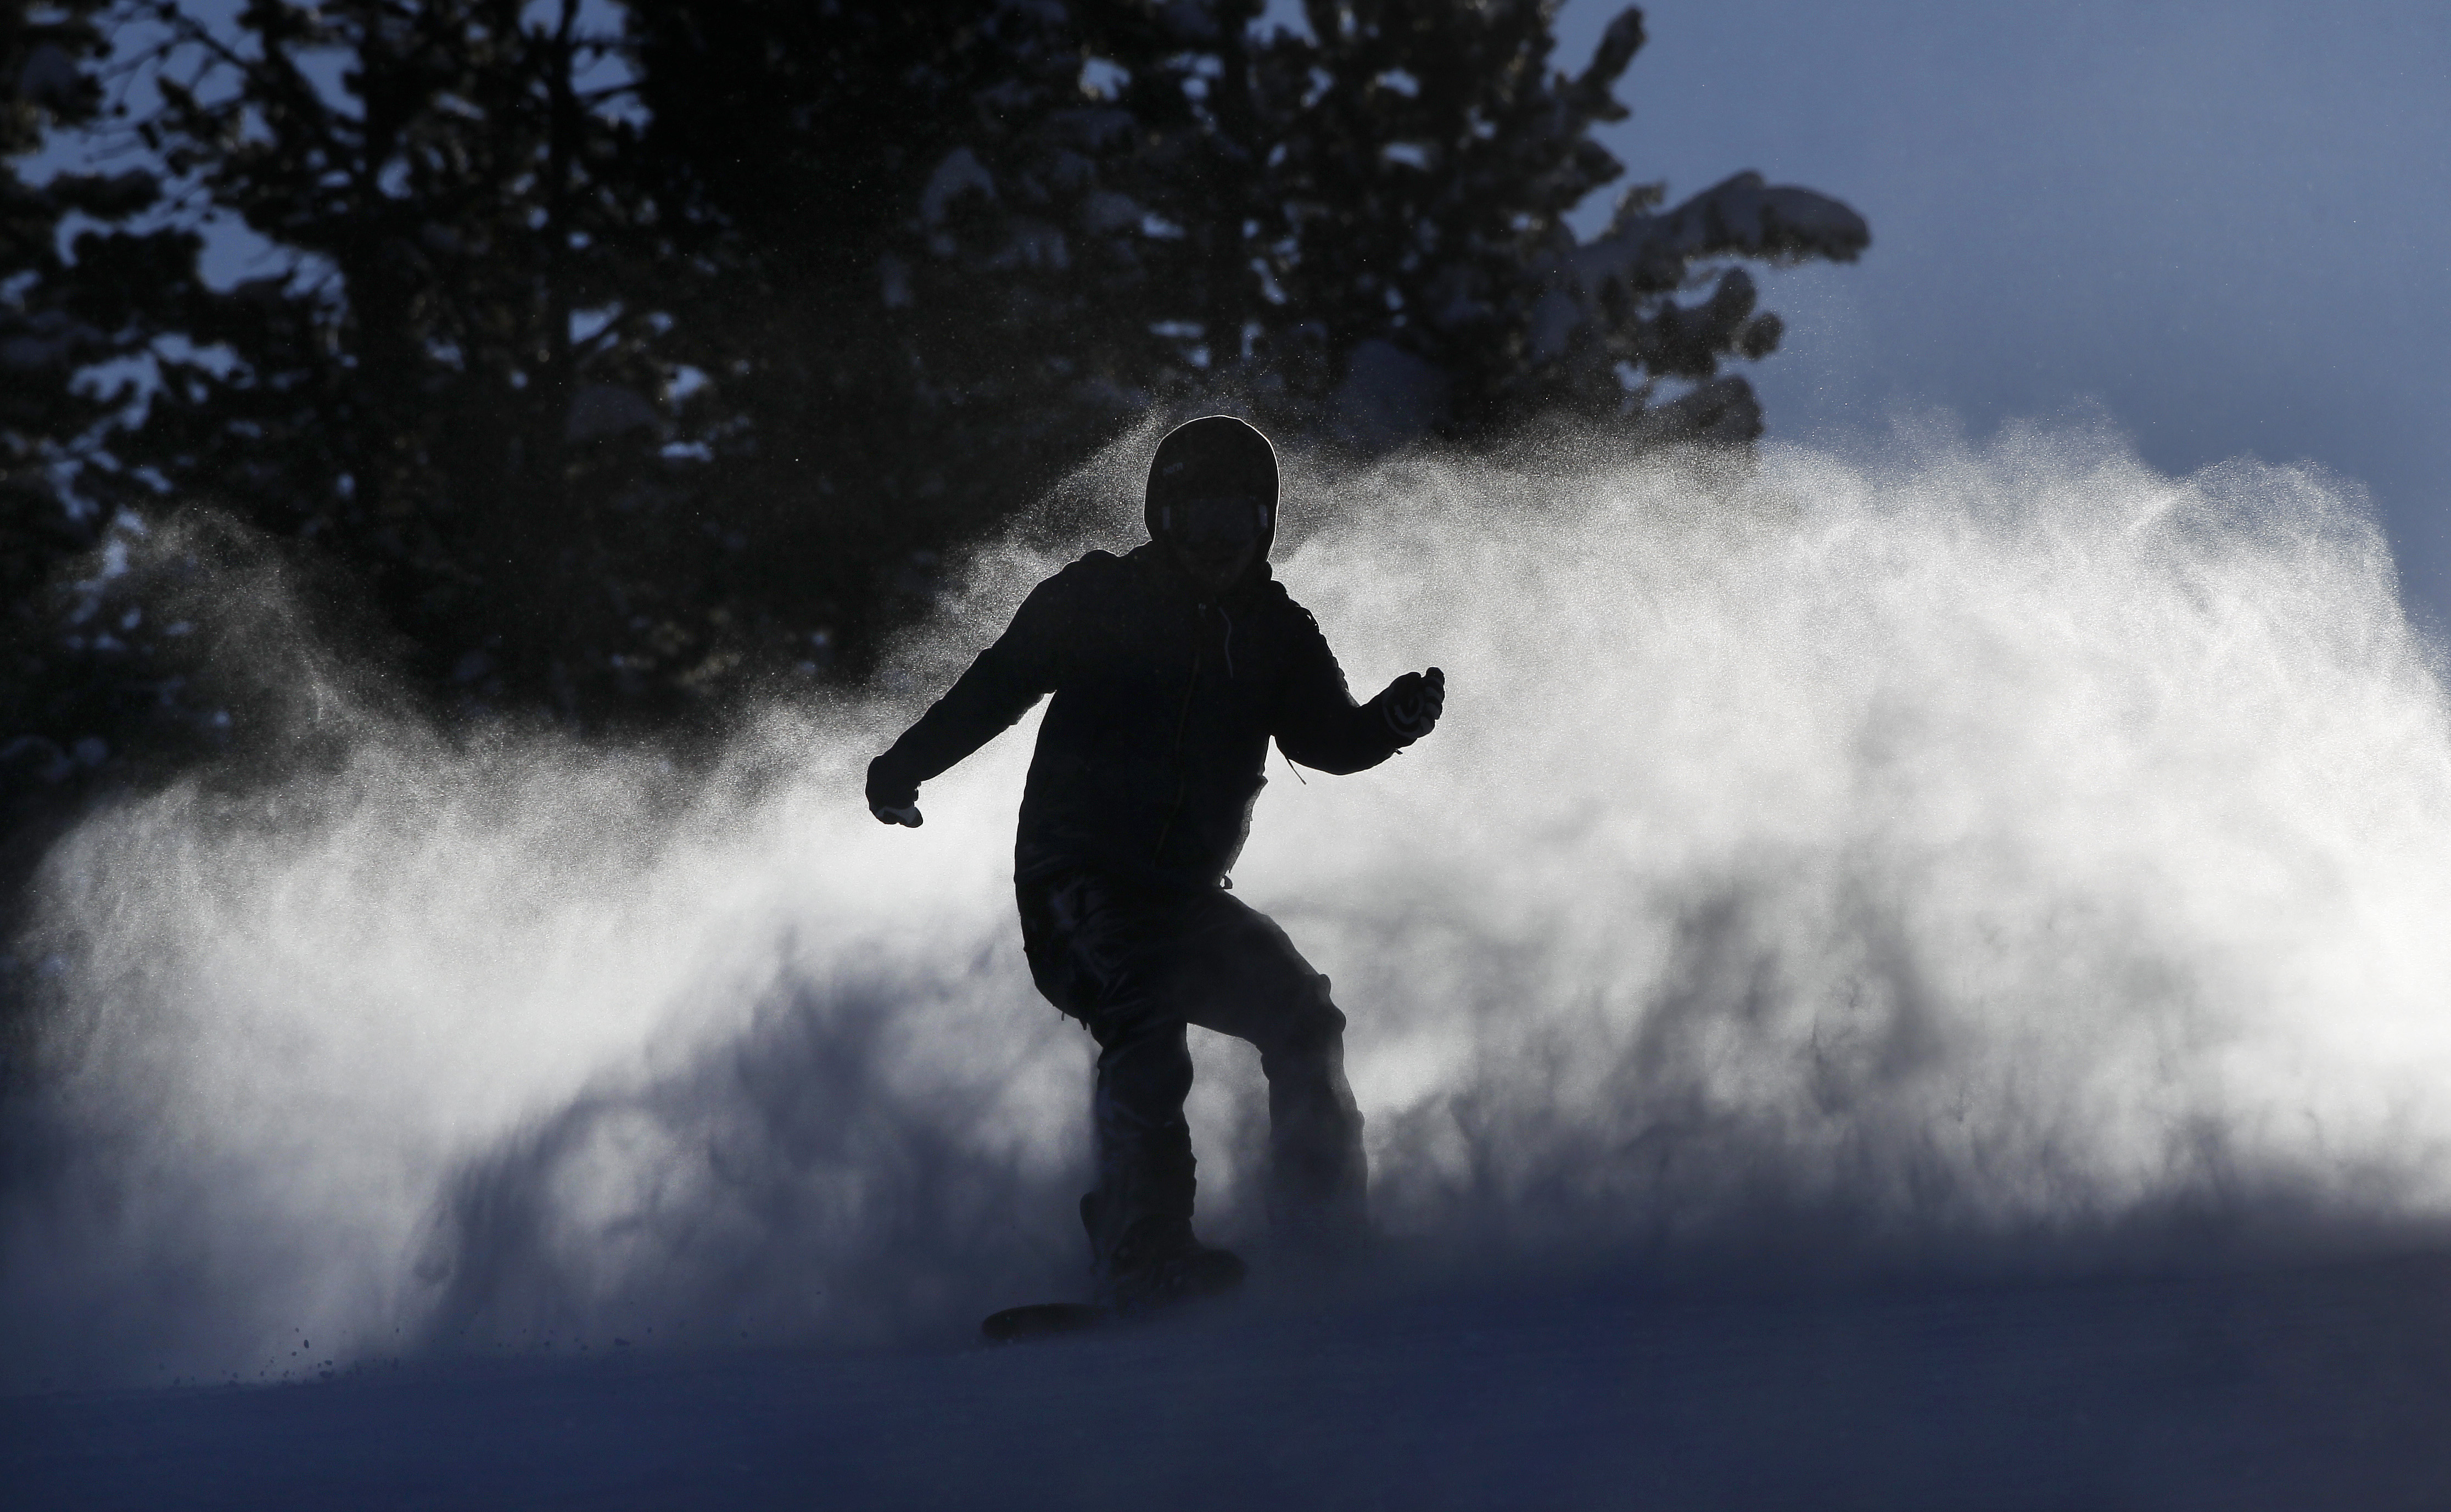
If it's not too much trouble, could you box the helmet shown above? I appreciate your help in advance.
[1145,415,1279,549]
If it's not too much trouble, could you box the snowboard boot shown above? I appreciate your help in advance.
[1082,1194,1246,1315]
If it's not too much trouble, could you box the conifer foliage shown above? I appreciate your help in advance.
[121,0,679,716]
[3,0,209,820]
[3,0,1867,780]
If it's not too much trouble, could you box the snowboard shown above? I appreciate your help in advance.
[981,1301,1107,1343]
[983,1243,1247,1342]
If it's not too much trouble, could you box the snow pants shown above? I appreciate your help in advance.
[1017,869,1367,1270]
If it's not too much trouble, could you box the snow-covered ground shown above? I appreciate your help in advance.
[12,1251,2451,1509]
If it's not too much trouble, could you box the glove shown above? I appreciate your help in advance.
[866,755,924,827]
[1378,665,1445,744]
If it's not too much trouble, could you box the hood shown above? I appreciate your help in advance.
[1144,415,1280,572]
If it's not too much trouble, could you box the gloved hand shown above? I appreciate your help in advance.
[866,755,924,827]
[1378,665,1445,744]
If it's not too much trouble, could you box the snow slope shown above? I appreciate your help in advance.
[10,1253,2451,1510]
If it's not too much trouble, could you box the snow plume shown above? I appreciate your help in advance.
[10,420,2451,1390]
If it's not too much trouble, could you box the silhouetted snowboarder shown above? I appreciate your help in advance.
[867,416,1443,1324]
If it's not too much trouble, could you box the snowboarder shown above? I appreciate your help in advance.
[867,415,1443,1315]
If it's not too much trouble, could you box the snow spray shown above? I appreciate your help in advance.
[9,418,2451,1390]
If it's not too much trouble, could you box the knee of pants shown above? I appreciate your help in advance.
[1097,1016,1195,1105]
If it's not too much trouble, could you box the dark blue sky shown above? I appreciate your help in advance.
[1543,0,2451,620]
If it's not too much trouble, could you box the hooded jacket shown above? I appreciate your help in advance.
[869,488,1408,890]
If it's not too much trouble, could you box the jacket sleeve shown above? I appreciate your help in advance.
[871,570,1071,791]
[1273,602,1403,775]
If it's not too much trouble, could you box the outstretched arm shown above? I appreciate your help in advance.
[1274,607,1445,775]
[866,576,1068,825]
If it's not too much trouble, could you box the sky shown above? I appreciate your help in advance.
[1535,0,2451,621]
